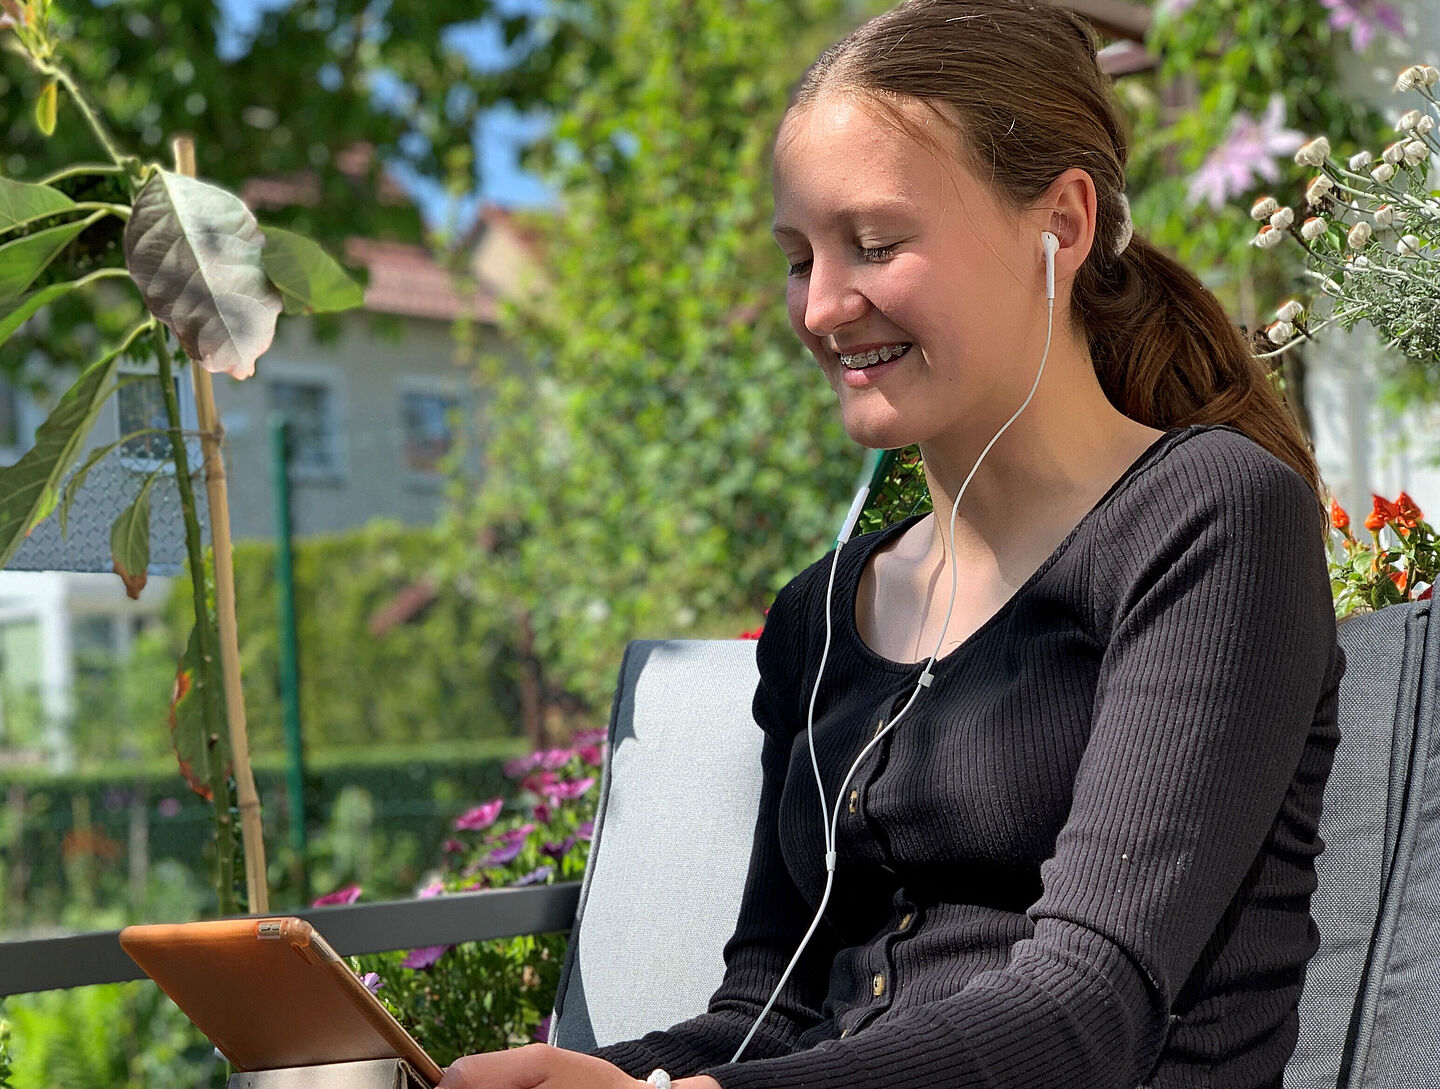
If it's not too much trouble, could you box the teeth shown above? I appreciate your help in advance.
[839,343,911,369]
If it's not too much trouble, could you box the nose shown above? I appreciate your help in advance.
[802,255,869,338]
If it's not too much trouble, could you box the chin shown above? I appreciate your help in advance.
[839,409,922,452]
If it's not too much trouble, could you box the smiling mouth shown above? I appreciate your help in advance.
[838,343,913,370]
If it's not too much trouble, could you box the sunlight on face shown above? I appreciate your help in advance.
[771,93,1035,450]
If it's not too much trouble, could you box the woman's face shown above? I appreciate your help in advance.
[771,93,1042,451]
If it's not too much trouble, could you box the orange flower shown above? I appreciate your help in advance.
[1390,568,1409,593]
[1366,494,1400,532]
[1330,498,1351,532]
[1396,491,1424,528]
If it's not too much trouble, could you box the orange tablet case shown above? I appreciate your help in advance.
[119,917,445,1086]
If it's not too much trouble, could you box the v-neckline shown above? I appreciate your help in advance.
[845,425,1199,673]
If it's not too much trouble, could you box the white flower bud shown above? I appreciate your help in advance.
[1277,299,1304,321]
[1423,66,1440,86]
[1396,66,1425,92]
[1373,162,1398,183]
[1350,150,1373,170]
[1376,203,1396,227]
[1405,139,1430,165]
[1301,216,1329,240]
[1270,206,1294,230]
[1250,196,1280,221]
[1252,225,1285,249]
[1306,175,1334,205]
[1398,109,1424,131]
[1419,116,1435,136]
[1268,321,1295,345]
[1353,254,1371,267]
[1399,233,1423,256]
[1322,277,1343,295]
[1349,221,1374,248]
[1295,137,1331,166]
[1384,140,1408,164]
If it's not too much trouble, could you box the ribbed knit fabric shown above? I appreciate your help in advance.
[590,423,1345,1089]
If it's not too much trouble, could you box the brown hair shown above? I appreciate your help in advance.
[788,0,1323,505]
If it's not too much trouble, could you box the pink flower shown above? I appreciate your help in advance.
[573,728,608,746]
[533,802,553,823]
[537,747,577,770]
[454,798,504,832]
[1186,93,1306,211]
[1320,0,1405,51]
[577,821,594,841]
[577,744,605,766]
[545,777,596,802]
[417,880,445,899]
[312,884,362,907]
[492,823,535,847]
[521,770,559,795]
[401,945,450,970]
[503,754,539,778]
[443,838,465,854]
[360,972,384,994]
[534,1013,553,1042]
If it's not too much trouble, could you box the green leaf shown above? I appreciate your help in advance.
[0,279,80,347]
[123,170,282,379]
[0,216,92,301]
[0,329,136,570]
[260,226,364,314]
[109,470,158,595]
[0,176,76,234]
[169,621,229,801]
[35,79,57,137]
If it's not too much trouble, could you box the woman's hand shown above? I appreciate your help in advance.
[437,1044,646,1089]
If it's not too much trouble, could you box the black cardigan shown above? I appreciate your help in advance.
[592,423,1344,1089]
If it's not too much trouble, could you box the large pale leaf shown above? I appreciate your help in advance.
[169,621,230,801]
[260,226,364,314]
[110,471,158,599]
[0,218,90,301]
[0,177,76,233]
[0,335,129,569]
[123,170,282,379]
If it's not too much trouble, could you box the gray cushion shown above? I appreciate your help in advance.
[549,639,764,1052]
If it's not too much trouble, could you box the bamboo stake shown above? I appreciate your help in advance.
[173,135,270,915]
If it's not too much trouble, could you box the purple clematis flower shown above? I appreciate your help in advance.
[401,945,451,970]
[454,798,504,832]
[360,972,384,994]
[485,840,525,866]
[577,821,595,842]
[540,836,577,862]
[491,823,536,847]
[1186,93,1306,211]
[1320,0,1405,52]
[312,884,362,907]
[511,865,555,887]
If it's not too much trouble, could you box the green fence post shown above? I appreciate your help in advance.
[270,415,308,899]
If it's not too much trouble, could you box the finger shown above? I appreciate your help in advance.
[439,1045,552,1089]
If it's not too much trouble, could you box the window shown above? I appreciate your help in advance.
[269,379,340,476]
[401,389,461,475]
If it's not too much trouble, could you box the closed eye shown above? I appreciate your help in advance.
[787,244,898,278]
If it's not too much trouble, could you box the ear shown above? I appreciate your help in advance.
[1036,168,1098,278]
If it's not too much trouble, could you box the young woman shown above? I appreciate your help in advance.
[440,1,1343,1086]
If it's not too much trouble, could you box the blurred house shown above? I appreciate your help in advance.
[0,200,540,767]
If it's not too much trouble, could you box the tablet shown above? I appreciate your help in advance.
[119,916,444,1086]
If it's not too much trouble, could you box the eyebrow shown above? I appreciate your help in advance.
[771,199,917,240]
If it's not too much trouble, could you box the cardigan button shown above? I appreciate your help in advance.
[898,912,913,931]
[848,789,859,815]
[872,972,886,997]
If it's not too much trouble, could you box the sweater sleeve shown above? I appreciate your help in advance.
[694,439,1339,1089]
[589,564,843,1078]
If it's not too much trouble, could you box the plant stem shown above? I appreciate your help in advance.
[32,59,133,179]
[38,163,126,185]
[152,324,236,915]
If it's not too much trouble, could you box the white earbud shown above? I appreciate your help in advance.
[1041,230,1058,302]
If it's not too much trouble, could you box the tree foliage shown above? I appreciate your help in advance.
[452,0,886,710]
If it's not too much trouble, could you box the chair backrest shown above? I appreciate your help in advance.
[1288,600,1440,1089]
[555,603,1440,1087]
[549,639,765,1052]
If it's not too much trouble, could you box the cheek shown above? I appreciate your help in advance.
[785,279,813,341]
